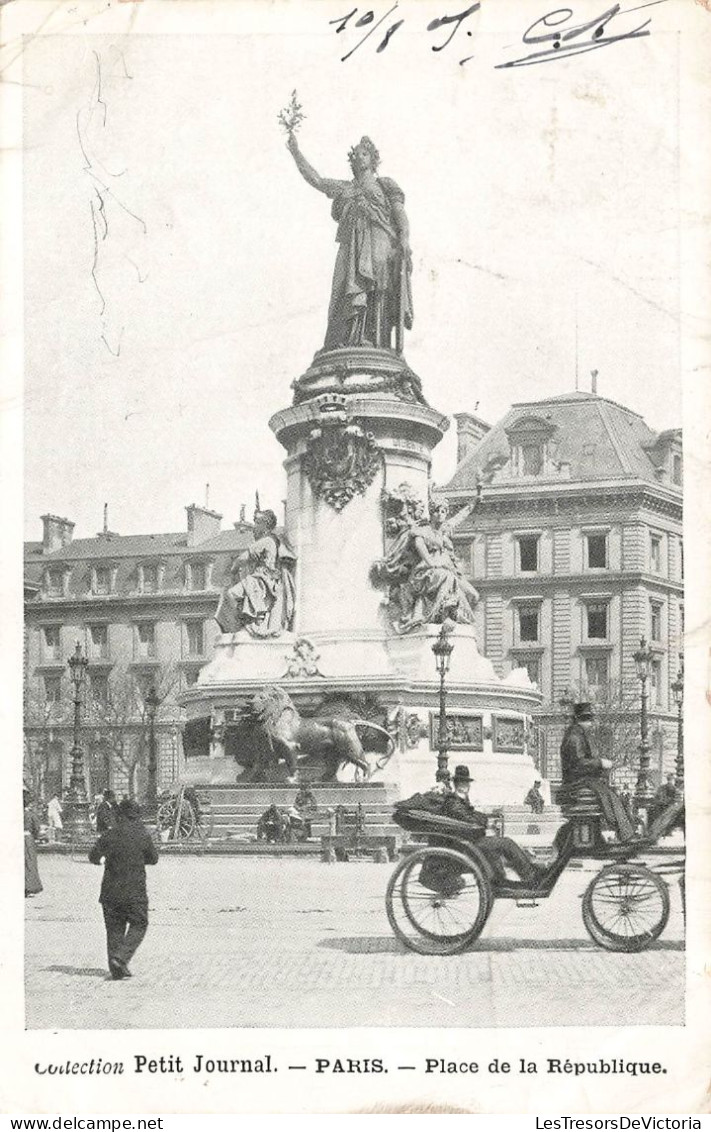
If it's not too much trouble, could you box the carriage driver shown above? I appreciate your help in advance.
[558,702,637,843]
[442,765,545,886]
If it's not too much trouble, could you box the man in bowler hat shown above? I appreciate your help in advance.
[89,798,159,979]
[559,702,636,842]
[442,765,544,884]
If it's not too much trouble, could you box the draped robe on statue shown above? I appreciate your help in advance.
[321,176,413,350]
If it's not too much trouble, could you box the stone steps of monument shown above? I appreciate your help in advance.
[197,783,395,807]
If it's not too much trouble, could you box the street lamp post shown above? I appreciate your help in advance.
[432,620,455,786]
[63,641,92,838]
[633,636,655,813]
[670,652,684,794]
[144,685,160,812]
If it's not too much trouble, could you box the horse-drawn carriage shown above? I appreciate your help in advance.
[385,788,685,955]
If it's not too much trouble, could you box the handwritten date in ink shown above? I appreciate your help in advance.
[330,3,480,64]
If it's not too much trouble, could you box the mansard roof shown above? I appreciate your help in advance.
[445,391,682,494]
[23,524,255,598]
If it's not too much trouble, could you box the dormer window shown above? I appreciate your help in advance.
[44,568,68,597]
[505,415,557,479]
[90,562,117,596]
[138,561,165,594]
[672,453,682,486]
[521,443,543,476]
[94,566,111,595]
[142,564,158,593]
[186,560,211,592]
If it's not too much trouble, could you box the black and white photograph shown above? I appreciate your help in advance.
[2,0,710,1116]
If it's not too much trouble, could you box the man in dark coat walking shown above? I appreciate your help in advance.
[95,789,117,834]
[558,703,636,842]
[89,798,158,980]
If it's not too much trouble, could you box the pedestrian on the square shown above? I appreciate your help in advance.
[524,780,545,814]
[88,797,158,980]
[23,788,43,898]
[95,789,117,834]
[47,794,63,843]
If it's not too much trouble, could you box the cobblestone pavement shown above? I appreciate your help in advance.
[25,855,684,1030]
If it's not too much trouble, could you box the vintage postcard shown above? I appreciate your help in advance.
[1,0,710,1116]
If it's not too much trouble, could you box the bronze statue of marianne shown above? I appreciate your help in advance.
[286,131,413,353]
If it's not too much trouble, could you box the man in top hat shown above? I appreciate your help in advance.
[442,765,544,885]
[559,703,636,842]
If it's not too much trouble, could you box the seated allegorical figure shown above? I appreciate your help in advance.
[215,508,296,638]
[373,498,479,633]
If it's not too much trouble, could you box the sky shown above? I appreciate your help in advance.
[22,2,682,541]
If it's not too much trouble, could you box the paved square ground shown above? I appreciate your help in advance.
[25,854,684,1029]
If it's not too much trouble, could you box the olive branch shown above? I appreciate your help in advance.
[278,90,306,135]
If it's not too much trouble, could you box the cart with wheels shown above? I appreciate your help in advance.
[385,794,684,955]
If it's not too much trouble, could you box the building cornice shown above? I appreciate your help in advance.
[469,572,683,594]
[446,482,682,521]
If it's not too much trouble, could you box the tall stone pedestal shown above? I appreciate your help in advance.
[183,347,543,803]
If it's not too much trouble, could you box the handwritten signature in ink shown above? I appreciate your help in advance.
[76,47,146,357]
[496,0,667,69]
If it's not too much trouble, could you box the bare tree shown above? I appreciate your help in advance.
[84,664,180,797]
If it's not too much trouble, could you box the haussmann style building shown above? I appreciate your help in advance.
[442,388,683,791]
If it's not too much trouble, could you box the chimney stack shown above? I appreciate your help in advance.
[591,369,599,395]
[453,412,491,465]
[41,514,74,553]
[186,503,222,547]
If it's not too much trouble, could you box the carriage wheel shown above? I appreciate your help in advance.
[582,864,670,952]
[386,847,493,955]
[156,796,177,839]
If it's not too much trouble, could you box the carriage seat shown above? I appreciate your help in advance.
[557,785,604,850]
[559,785,603,818]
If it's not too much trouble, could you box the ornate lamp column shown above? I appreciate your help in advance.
[670,652,684,794]
[144,685,160,812]
[64,641,92,838]
[432,620,455,786]
[633,636,654,812]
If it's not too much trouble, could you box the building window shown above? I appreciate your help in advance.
[518,535,539,573]
[141,564,159,594]
[586,602,608,640]
[42,625,61,661]
[93,566,111,596]
[586,533,608,569]
[43,674,62,704]
[650,603,663,643]
[650,534,662,574]
[184,667,202,687]
[46,569,65,597]
[136,622,156,659]
[189,562,207,591]
[679,538,684,579]
[672,453,682,486]
[89,623,109,659]
[518,606,540,643]
[90,672,109,708]
[679,603,684,638]
[521,443,543,476]
[584,654,608,693]
[186,621,205,657]
[650,658,663,707]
